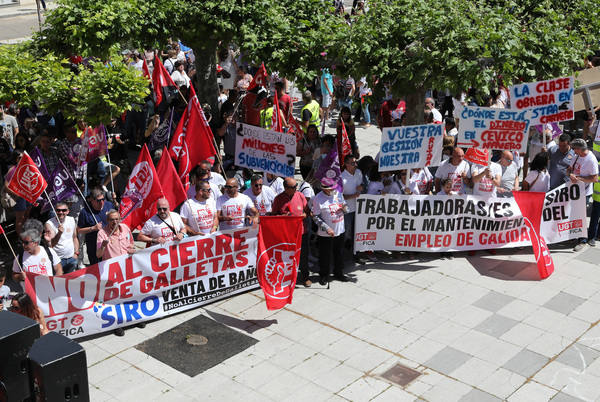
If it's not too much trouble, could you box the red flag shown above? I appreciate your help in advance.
[157,147,187,209]
[7,152,48,204]
[168,85,216,180]
[120,144,164,229]
[272,91,283,133]
[257,216,303,310]
[337,119,352,166]
[513,191,555,279]
[0,223,4,235]
[152,57,178,106]
[288,116,304,142]
[142,58,151,80]
[464,147,489,166]
[247,63,268,92]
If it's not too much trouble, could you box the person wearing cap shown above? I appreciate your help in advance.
[301,90,321,134]
[311,177,349,284]
[568,138,599,251]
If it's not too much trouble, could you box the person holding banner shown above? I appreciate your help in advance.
[470,160,502,198]
[12,225,63,287]
[181,181,219,236]
[243,174,276,215]
[96,210,135,260]
[434,147,469,194]
[311,177,348,284]
[217,178,259,230]
[497,151,520,197]
[138,198,187,246]
[45,202,79,273]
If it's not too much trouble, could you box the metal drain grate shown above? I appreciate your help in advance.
[381,363,422,387]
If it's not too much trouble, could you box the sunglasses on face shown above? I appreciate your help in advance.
[157,207,169,211]
[22,240,35,245]
[200,188,211,192]
[95,198,105,202]
[224,185,235,189]
[285,184,297,189]
[56,209,68,212]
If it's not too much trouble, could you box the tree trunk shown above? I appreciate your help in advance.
[192,44,219,120]
[403,87,426,126]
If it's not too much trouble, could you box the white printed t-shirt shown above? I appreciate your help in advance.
[141,213,185,242]
[470,162,502,197]
[311,191,346,237]
[216,193,255,230]
[571,152,599,196]
[243,186,276,215]
[264,175,285,195]
[45,216,76,259]
[187,181,222,200]
[13,247,58,276]
[411,168,433,194]
[341,169,363,213]
[434,159,469,194]
[180,198,217,234]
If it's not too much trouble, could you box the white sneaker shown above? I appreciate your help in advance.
[574,242,588,252]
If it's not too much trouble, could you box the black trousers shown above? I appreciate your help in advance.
[318,233,345,278]
[298,232,310,280]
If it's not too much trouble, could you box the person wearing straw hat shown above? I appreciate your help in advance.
[311,177,349,285]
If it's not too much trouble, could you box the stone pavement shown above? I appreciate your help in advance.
[0,0,57,43]
[83,119,600,402]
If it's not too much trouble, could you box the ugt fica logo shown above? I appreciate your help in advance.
[259,243,297,298]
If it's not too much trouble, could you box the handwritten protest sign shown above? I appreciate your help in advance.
[457,106,530,151]
[510,77,574,125]
[235,123,296,177]
[378,124,443,172]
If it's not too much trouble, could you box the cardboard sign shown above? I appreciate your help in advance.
[574,66,600,112]
[457,106,530,151]
[235,123,296,177]
[510,77,574,125]
[378,124,444,171]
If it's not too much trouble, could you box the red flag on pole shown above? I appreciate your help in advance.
[152,57,178,107]
[120,144,164,229]
[157,147,187,209]
[513,191,555,279]
[272,91,283,133]
[247,63,268,92]
[168,85,216,181]
[7,152,48,204]
[257,216,303,310]
[337,119,352,166]
[142,58,151,80]
[288,116,304,143]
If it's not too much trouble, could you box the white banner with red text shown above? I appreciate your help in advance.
[24,228,259,339]
[354,183,585,252]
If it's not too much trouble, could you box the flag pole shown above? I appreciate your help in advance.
[103,126,116,196]
[70,170,99,225]
[0,225,23,273]
[43,190,59,220]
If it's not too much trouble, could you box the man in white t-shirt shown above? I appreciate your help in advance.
[311,177,348,284]
[181,181,218,235]
[569,139,599,251]
[425,97,443,122]
[13,226,63,288]
[217,178,258,230]
[138,198,186,246]
[341,155,365,264]
[45,202,79,273]
[243,174,276,215]
[199,160,226,189]
[470,161,502,198]
[434,147,469,194]
[264,172,285,195]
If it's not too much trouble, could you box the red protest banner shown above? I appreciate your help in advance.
[7,152,48,204]
[120,144,164,229]
[513,191,555,279]
[156,146,186,209]
[338,119,352,166]
[257,216,303,310]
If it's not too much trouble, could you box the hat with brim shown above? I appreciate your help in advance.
[320,177,336,190]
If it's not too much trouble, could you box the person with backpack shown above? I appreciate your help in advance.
[335,76,355,110]
[12,223,63,290]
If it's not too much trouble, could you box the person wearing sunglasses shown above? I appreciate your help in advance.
[12,225,63,288]
[497,150,520,198]
[181,181,219,236]
[44,202,79,273]
[77,187,115,265]
[138,198,187,246]
[217,178,258,230]
[243,174,276,215]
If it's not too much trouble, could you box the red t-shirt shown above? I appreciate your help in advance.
[278,93,292,120]
[272,191,308,233]
[243,93,261,126]
[378,100,406,128]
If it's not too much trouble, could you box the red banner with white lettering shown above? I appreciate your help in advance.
[338,119,352,166]
[513,191,555,279]
[257,216,303,310]
[7,152,48,204]
[120,144,164,229]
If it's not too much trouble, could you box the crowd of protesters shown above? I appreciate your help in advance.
[2,31,600,335]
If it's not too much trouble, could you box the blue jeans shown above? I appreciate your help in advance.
[338,98,353,109]
[362,103,370,124]
[61,257,78,274]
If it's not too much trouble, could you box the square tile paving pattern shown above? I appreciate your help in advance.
[544,292,586,315]
[380,363,422,387]
[135,314,258,376]
[424,346,471,375]
[556,343,600,370]
[474,314,519,338]
[502,348,548,377]
[459,388,503,401]
[472,291,516,313]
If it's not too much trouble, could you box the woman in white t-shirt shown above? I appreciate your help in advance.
[523,152,550,192]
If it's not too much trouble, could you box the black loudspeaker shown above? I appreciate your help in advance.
[27,332,89,402]
[0,310,40,402]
